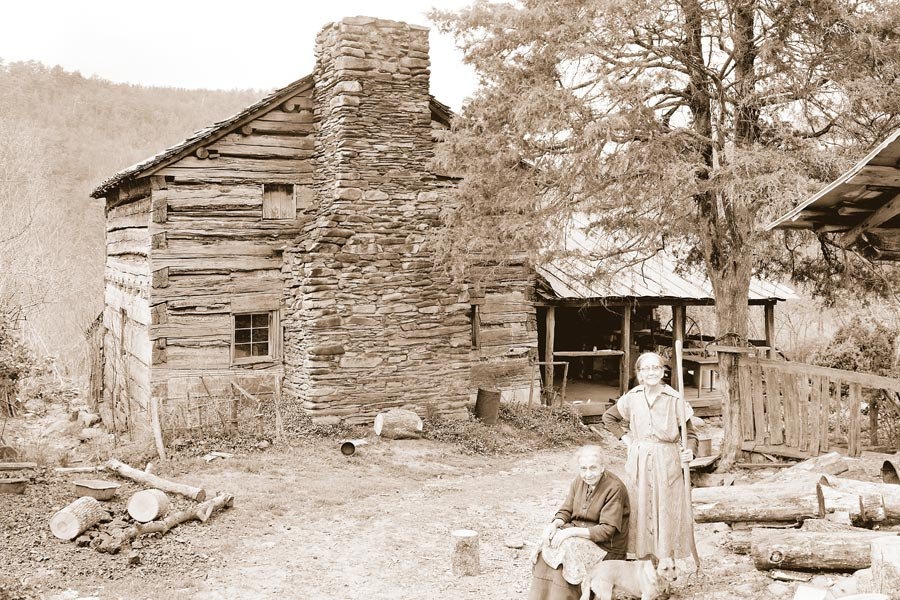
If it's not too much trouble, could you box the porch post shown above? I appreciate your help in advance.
[671,305,685,388]
[620,303,632,395]
[764,302,776,359]
[544,306,555,402]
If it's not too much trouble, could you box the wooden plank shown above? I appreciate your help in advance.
[155,239,283,258]
[214,144,315,160]
[765,367,785,446]
[740,442,811,460]
[751,362,768,444]
[544,307,555,398]
[751,358,900,394]
[619,303,631,396]
[764,303,776,359]
[166,184,263,212]
[840,187,900,247]
[738,363,755,441]
[152,267,169,289]
[151,190,167,223]
[107,197,151,230]
[797,374,810,453]
[848,382,862,457]
[215,132,315,151]
[262,184,297,220]
[818,377,830,452]
[160,156,314,176]
[153,256,283,273]
[782,371,797,447]
[252,110,314,124]
[808,375,822,456]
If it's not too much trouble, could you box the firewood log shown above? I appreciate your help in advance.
[762,452,849,484]
[821,475,900,524]
[98,493,234,554]
[105,458,206,501]
[871,536,900,597]
[751,528,898,572]
[816,483,883,525]
[50,496,106,540]
[692,483,822,523]
[451,529,480,576]
[127,489,170,523]
[373,408,423,440]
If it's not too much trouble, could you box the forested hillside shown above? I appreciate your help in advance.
[0,60,261,374]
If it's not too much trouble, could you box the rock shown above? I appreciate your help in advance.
[711,522,731,534]
[74,535,91,547]
[256,440,271,450]
[127,551,141,566]
[504,539,525,549]
[853,568,873,593]
[78,427,105,441]
[767,581,791,597]
[829,575,858,596]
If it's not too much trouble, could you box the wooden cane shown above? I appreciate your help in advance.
[674,340,701,569]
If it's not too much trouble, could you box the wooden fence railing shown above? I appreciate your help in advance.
[736,357,900,458]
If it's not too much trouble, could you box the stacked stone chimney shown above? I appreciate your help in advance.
[282,17,481,424]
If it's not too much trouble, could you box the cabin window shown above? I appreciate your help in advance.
[262,184,296,219]
[470,304,481,349]
[232,312,272,363]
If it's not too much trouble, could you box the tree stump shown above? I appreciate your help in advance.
[451,529,480,576]
[127,489,170,523]
[373,409,423,440]
[50,496,106,540]
[871,536,900,598]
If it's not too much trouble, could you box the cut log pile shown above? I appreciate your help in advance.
[699,452,900,580]
[50,457,233,556]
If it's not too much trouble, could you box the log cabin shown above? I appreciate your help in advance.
[90,17,537,442]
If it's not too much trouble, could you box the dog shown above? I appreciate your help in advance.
[579,555,676,600]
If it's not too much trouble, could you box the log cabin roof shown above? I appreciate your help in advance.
[536,216,797,305]
[91,75,455,199]
[767,128,900,259]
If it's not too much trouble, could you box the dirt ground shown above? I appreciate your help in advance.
[0,407,872,600]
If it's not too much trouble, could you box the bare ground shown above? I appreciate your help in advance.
[0,409,866,600]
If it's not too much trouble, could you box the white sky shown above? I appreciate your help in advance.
[0,0,480,111]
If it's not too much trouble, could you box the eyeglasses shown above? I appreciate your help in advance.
[637,365,664,373]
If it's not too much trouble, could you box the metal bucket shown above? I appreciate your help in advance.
[475,389,501,425]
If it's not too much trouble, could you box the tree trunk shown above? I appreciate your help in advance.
[871,536,900,598]
[751,529,897,572]
[373,408,423,440]
[451,529,480,576]
[127,489,170,523]
[105,458,206,501]
[692,482,821,523]
[821,475,900,524]
[50,496,106,540]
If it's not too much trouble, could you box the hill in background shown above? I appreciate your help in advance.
[0,60,261,375]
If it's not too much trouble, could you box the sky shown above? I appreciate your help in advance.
[0,0,481,111]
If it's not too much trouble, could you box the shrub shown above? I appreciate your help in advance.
[424,402,591,455]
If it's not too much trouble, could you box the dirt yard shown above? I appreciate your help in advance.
[0,410,871,600]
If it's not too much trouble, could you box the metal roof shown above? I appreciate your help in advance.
[91,75,455,199]
[537,217,797,303]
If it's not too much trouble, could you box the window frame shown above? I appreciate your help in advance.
[231,310,279,365]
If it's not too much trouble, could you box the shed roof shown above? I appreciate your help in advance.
[767,128,900,258]
[537,217,797,304]
[90,74,455,199]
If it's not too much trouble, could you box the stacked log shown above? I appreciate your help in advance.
[751,529,897,572]
[692,483,821,523]
[821,475,900,524]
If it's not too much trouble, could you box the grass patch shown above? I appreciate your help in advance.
[424,402,591,455]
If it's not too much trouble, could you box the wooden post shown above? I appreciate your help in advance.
[620,303,632,395]
[870,395,880,447]
[764,302,776,359]
[672,305,686,387]
[849,382,862,457]
[544,307,556,403]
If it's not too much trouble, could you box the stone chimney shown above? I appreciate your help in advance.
[282,17,477,424]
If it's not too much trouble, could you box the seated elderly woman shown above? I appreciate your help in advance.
[529,445,630,600]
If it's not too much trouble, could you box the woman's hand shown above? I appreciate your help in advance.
[550,526,572,548]
[680,448,694,464]
[542,519,562,545]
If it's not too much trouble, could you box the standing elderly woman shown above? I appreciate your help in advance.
[529,445,630,600]
[602,351,698,563]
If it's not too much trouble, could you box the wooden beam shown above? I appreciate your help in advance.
[852,165,900,187]
[841,191,900,248]
[544,307,555,400]
[671,305,685,387]
[620,303,632,396]
[764,303,776,359]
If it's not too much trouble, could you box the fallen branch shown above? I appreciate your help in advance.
[99,493,234,554]
[105,458,206,501]
[55,466,104,474]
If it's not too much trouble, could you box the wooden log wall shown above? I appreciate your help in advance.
[102,179,153,436]
[737,357,900,459]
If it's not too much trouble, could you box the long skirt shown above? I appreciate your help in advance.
[625,439,693,560]
[528,550,625,600]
